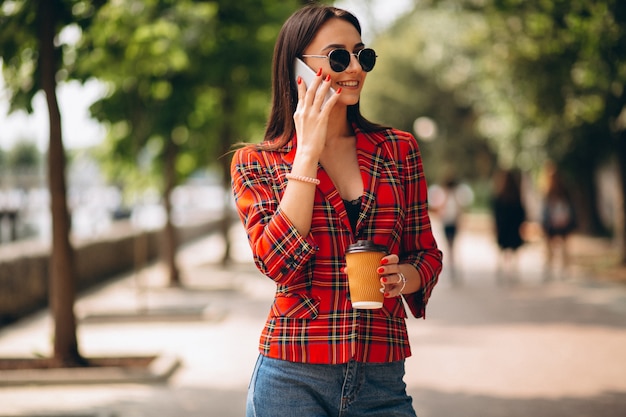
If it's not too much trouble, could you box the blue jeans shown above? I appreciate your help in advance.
[246,355,417,417]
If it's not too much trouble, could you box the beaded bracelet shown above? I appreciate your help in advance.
[286,173,320,185]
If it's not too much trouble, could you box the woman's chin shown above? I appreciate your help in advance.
[338,94,360,107]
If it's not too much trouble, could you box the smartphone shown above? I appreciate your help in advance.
[294,58,335,105]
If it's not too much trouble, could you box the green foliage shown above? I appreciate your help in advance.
[363,5,499,183]
[0,0,41,113]
[363,0,625,185]
[483,0,625,166]
[74,0,302,194]
[0,0,104,113]
[6,140,41,170]
[76,0,219,184]
[362,0,626,234]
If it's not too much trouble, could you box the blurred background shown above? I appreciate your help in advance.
[0,0,624,366]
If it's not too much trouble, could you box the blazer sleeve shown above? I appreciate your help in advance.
[397,133,443,318]
[230,146,318,285]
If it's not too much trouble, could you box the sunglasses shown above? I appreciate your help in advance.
[301,48,377,73]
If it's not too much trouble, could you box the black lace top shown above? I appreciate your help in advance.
[343,196,362,233]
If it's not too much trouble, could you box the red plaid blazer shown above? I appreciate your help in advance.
[231,126,442,364]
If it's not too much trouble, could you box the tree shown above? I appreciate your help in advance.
[363,0,626,259]
[75,0,304,282]
[362,5,501,195]
[0,0,105,366]
[481,0,626,258]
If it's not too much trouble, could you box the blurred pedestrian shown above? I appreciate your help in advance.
[429,174,474,281]
[230,4,442,417]
[491,168,526,282]
[540,163,577,279]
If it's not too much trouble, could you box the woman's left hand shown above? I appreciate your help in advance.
[377,254,406,298]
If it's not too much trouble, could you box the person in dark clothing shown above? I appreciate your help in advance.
[491,168,526,281]
[540,163,577,278]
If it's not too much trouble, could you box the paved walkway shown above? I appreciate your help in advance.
[0,216,625,417]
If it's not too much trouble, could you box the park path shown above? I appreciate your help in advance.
[0,214,625,417]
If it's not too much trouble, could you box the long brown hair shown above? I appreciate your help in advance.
[261,4,386,150]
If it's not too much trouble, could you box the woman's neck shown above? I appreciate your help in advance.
[325,105,353,144]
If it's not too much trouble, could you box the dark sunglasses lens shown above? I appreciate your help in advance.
[329,49,351,72]
[358,48,376,72]
[328,49,377,72]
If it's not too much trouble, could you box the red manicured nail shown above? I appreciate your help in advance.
[316,68,323,76]
[384,292,389,297]
[381,277,387,283]
[336,87,342,94]
[325,74,331,82]
[380,258,389,265]
[377,267,385,274]
[297,76,302,85]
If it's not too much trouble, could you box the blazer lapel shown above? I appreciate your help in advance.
[354,129,388,234]
[317,168,353,233]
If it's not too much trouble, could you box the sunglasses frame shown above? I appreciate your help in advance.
[301,48,377,73]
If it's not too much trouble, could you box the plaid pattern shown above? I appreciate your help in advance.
[231,127,442,364]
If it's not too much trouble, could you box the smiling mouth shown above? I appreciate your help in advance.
[337,81,359,88]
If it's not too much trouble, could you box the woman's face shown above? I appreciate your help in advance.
[302,18,367,107]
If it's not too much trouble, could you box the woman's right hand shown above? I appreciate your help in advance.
[279,69,340,237]
[293,68,341,159]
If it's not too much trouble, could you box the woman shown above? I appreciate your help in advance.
[231,4,442,416]
[491,168,526,280]
[540,163,576,278]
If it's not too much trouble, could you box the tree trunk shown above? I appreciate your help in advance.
[617,129,626,264]
[163,139,181,286]
[219,89,236,266]
[573,162,605,234]
[38,0,83,366]
[219,154,234,267]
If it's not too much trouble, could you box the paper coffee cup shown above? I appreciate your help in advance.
[345,240,387,309]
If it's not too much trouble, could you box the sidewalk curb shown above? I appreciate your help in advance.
[0,354,180,387]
